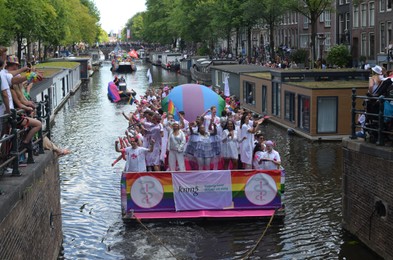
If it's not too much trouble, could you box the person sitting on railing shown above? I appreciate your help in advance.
[1,56,42,152]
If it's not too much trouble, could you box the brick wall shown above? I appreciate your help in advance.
[342,138,393,259]
[0,152,62,260]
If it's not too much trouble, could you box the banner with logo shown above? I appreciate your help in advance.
[121,170,283,214]
[127,29,130,39]
[172,171,232,211]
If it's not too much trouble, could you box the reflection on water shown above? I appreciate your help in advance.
[53,63,379,259]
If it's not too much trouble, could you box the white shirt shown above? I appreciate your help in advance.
[0,69,14,115]
[124,146,150,172]
[259,150,281,170]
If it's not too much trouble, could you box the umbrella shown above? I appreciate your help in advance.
[161,84,225,121]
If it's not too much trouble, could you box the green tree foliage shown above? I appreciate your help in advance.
[326,44,351,68]
[122,12,145,41]
[288,0,333,67]
[0,0,101,59]
[97,27,109,43]
[290,48,309,64]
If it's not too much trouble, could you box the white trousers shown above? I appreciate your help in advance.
[168,150,186,171]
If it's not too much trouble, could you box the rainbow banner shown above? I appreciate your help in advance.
[121,169,283,214]
[168,99,176,115]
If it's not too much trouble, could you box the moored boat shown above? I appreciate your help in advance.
[121,169,285,222]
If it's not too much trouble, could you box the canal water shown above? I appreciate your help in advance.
[53,63,379,259]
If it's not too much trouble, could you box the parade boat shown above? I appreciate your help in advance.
[121,169,285,222]
[111,60,137,73]
[107,81,136,103]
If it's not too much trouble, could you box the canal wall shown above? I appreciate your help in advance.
[342,138,393,259]
[0,152,62,260]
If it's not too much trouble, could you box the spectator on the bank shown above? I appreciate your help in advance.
[2,56,42,151]
[369,65,383,95]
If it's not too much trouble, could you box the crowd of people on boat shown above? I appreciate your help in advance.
[114,85,281,172]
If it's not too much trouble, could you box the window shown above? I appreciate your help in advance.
[285,92,295,122]
[361,4,367,27]
[381,23,386,53]
[361,33,367,56]
[370,33,375,58]
[300,34,310,48]
[339,14,344,35]
[272,82,281,116]
[262,85,267,113]
[243,81,255,106]
[298,95,310,132]
[317,97,337,133]
[325,33,331,50]
[388,22,392,47]
[320,12,324,22]
[353,6,359,28]
[388,0,392,10]
[303,16,309,29]
[325,11,331,27]
[380,0,386,12]
[369,2,375,27]
[345,12,350,30]
[339,0,344,5]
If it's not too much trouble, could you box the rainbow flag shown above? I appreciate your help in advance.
[168,100,176,115]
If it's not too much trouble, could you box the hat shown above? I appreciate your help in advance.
[6,55,19,65]
[265,140,274,146]
[372,65,383,75]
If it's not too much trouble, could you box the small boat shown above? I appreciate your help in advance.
[111,61,137,73]
[107,81,137,103]
[121,169,285,222]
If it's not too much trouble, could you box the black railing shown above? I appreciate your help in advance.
[350,88,393,146]
[0,95,51,176]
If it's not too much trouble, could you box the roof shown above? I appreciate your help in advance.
[289,80,368,89]
[36,61,80,69]
[24,68,63,78]
[243,72,272,80]
[211,64,270,74]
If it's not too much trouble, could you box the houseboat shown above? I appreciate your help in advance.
[121,169,285,222]
[136,49,146,60]
[161,52,182,71]
[238,69,369,140]
[191,59,238,85]
[150,52,163,66]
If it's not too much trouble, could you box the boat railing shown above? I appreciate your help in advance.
[350,88,393,146]
[0,95,51,176]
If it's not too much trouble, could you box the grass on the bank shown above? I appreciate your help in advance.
[289,80,368,89]
[36,61,80,69]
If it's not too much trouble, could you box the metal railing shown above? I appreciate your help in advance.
[350,88,393,146]
[0,95,51,176]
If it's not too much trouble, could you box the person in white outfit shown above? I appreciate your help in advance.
[221,120,238,169]
[239,114,261,169]
[168,121,186,171]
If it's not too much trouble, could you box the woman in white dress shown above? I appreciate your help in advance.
[221,120,238,169]
[167,121,186,171]
[239,114,259,169]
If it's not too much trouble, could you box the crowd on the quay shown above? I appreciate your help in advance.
[114,84,281,172]
[356,65,393,139]
[0,47,70,166]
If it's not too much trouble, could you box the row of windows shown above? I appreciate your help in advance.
[243,81,338,133]
[339,0,392,10]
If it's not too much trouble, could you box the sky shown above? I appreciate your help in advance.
[93,0,147,33]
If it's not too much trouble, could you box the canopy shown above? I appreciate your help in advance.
[161,84,225,121]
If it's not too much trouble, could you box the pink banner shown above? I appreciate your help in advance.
[172,171,232,211]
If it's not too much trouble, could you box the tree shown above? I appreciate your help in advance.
[288,0,333,67]
[122,12,145,41]
[326,44,351,68]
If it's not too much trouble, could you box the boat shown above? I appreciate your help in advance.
[107,81,137,103]
[121,169,285,222]
[111,60,137,73]
[161,52,182,71]
[190,58,239,84]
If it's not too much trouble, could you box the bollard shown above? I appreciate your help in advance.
[350,88,357,139]
[10,109,20,176]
